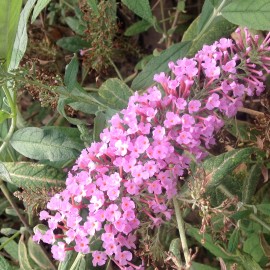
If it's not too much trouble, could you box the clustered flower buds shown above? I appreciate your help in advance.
[34,28,270,269]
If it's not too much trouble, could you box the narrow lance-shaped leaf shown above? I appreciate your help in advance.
[18,236,34,270]
[9,0,37,71]
[0,0,22,70]
[1,162,66,188]
[31,0,51,23]
[64,55,79,91]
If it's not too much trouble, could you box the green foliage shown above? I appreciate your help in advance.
[31,0,51,23]
[124,20,152,36]
[203,148,255,190]
[57,36,90,53]
[222,0,270,30]
[0,162,66,188]
[10,127,83,162]
[131,41,191,90]
[0,0,22,70]
[121,0,153,24]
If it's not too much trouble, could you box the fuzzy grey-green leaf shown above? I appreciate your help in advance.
[10,127,82,162]
[99,78,133,110]
[204,148,255,190]
[222,0,270,31]
[2,162,66,188]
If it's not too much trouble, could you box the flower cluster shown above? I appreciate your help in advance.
[34,28,270,269]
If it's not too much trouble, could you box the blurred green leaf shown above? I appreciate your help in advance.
[0,237,19,261]
[0,110,11,124]
[18,236,34,270]
[9,0,37,71]
[124,20,152,36]
[10,127,82,162]
[28,237,54,270]
[1,162,66,188]
[182,16,199,42]
[226,120,258,142]
[132,41,191,90]
[222,0,270,31]
[65,17,86,35]
[31,0,51,23]
[228,228,240,253]
[186,226,232,259]
[260,234,270,258]
[64,55,79,91]
[86,0,99,16]
[192,262,218,270]
[0,0,22,70]
[203,148,255,190]
[58,251,77,270]
[243,234,266,263]
[93,111,106,142]
[0,255,13,270]
[0,199,9,215]
[57,36,90,53]
[99,78,133,110]
[242,164,262,204]
[257,204,270,216]
[122,0,153,23]
[169,238,181,266]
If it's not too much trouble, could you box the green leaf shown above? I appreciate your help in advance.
[65,17,86,35]
[0,0,22,70]
[58,251,78,270]
[18,236,34,270]
[64,55,79,91]
[186,16,236,57]
[192,262,218,270]
[0,237,19,261]
[228,228,240,253]
[182,16,199,42]
[186,226,232,259]
[57,36,90,53]
[124,20,152,36]
[243,234,266,267]
[122,0,153,23]
[257,204,270,216]
[203,148,255,190]
[93,111,107,142]
[169,238,181,266]
[237,251,263,270]
[230,209,252,221]
[0,198,9,215]
[1,162,66,188]
[242,164,261,204]
[0,110,11,124]
[86,0,99,16]
[0,255,12,270]
[99,78,133,110]
[28,237,54,270]
[131,41,191,90]
[69,253,86,270]
[226,120,258,142]
[222,0,270,31]
[31,0,51,23]
[260,234,270,258]
[9,0,37,71]
[10,127,82,162]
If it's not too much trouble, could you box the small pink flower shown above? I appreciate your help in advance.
[92,251,107,266]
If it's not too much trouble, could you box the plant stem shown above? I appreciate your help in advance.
[0,179,30,230]
[0,86,17,155]
[173,196,191,267]
[0,231,21,251]
[218,184,270,232]
[108,57,124,81]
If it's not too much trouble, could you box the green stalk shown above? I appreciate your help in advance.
[173,196,191,267]
[218,184,270,232]
[0,231,21,251]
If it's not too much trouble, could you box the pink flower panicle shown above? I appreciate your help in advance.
[34,28,270,269]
